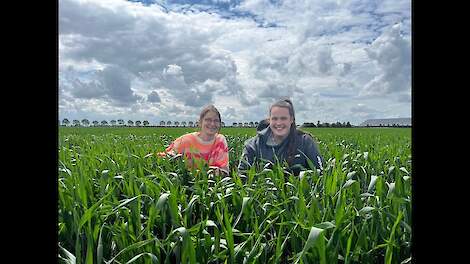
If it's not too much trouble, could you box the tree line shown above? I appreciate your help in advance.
[60,118,151,127]
[60,118,212,127]
[301,121,352,128]
[59,118,361,128]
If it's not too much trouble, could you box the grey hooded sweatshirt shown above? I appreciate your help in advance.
[238,127,324,174]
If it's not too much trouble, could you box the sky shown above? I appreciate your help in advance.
[59,0,411,126]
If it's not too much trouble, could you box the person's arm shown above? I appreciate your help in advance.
[238,139,256,172]
[302,134,324,172]
[157,136,182,157]
[212,136,229,174]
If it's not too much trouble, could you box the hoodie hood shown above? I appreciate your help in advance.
[257,126,271,138]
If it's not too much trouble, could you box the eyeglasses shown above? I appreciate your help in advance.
[203,118,220,124]
[270,116,290,122]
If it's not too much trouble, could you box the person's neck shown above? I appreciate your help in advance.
[198,132,215,142]
[272,133,288,144]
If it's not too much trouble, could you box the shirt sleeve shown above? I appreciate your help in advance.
[157,135,183,157]
[211,135,229,169]
[302,134,324,171]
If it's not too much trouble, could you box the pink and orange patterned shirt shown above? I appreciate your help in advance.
[159,132,229,170]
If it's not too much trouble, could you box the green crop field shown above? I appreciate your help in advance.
[58,127,411,264]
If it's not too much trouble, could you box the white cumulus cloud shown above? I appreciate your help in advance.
[59,0,411,125]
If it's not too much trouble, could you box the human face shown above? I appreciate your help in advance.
[269,106,293,142]
[200,111,220,139]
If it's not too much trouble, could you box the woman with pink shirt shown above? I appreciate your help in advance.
[159,105,229,175]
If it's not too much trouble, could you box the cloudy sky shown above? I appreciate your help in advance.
[59,0,411,126]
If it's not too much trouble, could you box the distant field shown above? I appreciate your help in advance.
[58,127,412,263]
[59,126,411,138]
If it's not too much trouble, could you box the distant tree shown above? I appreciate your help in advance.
[302,122,316,127]
[174,121,180,127]
[101,120,108,126]
[81,119,90,127]
[188,121,194,127]
[143,120,149,126]
[323,122,330,127]
[254,121,259,127]
[92,120,99,126]
[249,121,254,127]
[238,122,243,127]
[167,121,172,126]
[160,121,165,126]
[118,119,124,126]
[232,122,237,127]
[110,120,117,126]
[317,120,321,127]
[195,121,199,127]
[346,121,351,127]
[181,121,187,127]
[127,120,134,126]
[62,118,70,127]
[221,121,225,127]
[72,119,80,127]
[135,120,142,127]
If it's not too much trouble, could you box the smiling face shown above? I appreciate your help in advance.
[269,106,293,142]
[200,110,220,140]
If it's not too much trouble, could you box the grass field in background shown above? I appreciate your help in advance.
[59,126,410,138]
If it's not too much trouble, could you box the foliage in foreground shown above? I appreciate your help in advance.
[58,128,411,263]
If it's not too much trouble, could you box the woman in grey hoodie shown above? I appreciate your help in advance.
[238,98,324,175]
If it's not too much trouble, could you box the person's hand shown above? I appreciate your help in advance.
[157,150,178,158]
[208,166,229,177]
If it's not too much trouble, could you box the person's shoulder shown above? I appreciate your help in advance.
[256,119,269,131]
[177,132,197,143]
[248,127,269,145]
[216,133,228,143]
[216,133,227,140]
[243,134,259,146]
[297,130,315,142]
[257,126,270,137]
